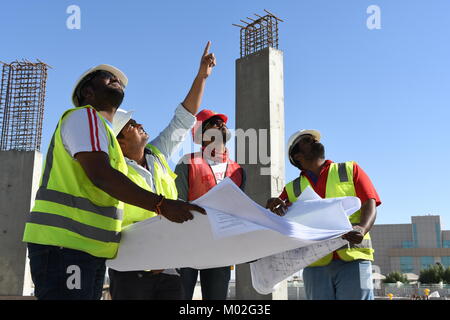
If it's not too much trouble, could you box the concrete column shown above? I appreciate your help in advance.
[235,47,286,300]
[0,151,42,296]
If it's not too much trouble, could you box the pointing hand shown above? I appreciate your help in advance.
[198,41,216,79]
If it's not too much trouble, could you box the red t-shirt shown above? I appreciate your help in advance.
[278,160,381,260]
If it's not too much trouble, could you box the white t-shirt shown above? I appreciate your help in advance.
[206,159,228,183]
[60,108,110,158]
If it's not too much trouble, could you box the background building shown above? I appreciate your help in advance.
[371,215,450,275]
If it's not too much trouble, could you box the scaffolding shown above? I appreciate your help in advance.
[233,9,284,58]
[0,60,49,151]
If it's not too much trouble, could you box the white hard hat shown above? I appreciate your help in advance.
[112,108,134,137]
[71,64,128,107]
[287,129,321,166]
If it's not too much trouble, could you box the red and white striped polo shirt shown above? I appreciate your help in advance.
[61,108,110,158]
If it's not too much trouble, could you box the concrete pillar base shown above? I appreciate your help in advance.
[235,47,286,299]
[0,151,42,296]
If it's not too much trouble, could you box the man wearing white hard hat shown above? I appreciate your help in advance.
[23,41,215,300]
[266,129,381,300]
[107,42,217,300]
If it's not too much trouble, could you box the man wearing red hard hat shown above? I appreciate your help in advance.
[191,109,228,144]
[175,109,244,300]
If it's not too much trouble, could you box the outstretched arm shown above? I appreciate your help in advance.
[182,41,216,115]
[150,42,216,158]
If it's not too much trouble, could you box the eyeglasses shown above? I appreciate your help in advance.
[87,70,117,82]
[203,117,226,132]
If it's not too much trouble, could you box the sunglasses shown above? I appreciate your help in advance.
[203,117,226,131]
[76,70,122,102]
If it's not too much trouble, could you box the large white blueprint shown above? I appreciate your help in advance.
[250,187,358,294]
[250,238,349,294]
[106,178,359,272]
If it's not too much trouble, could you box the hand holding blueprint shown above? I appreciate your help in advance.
[106,178,359,278]
[249,186,360,294]
[250,237,349,295]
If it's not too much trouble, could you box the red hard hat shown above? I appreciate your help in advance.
[192,109,228,144]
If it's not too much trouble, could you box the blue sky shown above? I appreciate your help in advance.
[1,0,449,229]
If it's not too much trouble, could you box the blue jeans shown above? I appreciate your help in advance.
[27,243,106,300]
[180,267,230,300]
[303,259,374,300]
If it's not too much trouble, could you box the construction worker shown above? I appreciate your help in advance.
[107,42,216,300]
[174,109,245,300]
[22,43,211,299]
[266,129,381,300]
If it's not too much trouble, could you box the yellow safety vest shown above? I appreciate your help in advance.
[285,161,374,267]
[122,144,178,228]
[23,106,128,258]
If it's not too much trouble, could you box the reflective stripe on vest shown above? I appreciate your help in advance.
[28,211,121,243]
[285,161,374,266]
[23,106,127,258]
[122,144,178,228]
[35,188,123,220]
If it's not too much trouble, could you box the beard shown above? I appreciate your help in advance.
[104,86,125,107]
[91,83,125,108]
[302,142,325,161]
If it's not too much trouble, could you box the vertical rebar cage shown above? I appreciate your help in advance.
[233,10,283,58]
[0,61,49,151]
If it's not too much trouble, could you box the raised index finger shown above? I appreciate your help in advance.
[203,41,211,56]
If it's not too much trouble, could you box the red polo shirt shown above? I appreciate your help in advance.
[279,160,381,260]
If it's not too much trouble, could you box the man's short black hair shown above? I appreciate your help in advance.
[289,143,302,169]
[290,143,301,159]
[201,115,223,134]
[75,70,104,106]
[76,80,95,107]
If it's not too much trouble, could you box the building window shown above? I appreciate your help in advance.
[420,256,434,270]
[442,257,450,268]
[400,256,414,273]
[413,224,419,248]
[436,223,441,248]
[402,241,414,248]
[443,241,450,248]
